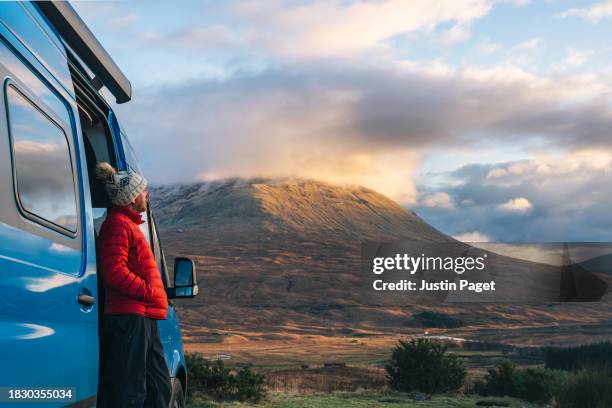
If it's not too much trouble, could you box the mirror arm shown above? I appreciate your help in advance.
[167,287,176,299]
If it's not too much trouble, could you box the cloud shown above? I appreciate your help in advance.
[438,22,473,44]
[114,58,612,207]
[75,0,495,62]
[478,38,502,54]
[420,192,455,209]
[109,14,140,29]
[232,0,493,58]
[513,37,542,52]
[117,23,242,51]
[118,66,428,203]
[506,0,530,5]
[415,150,612,241]
[453,231,492,242]
[488,37,543,68]
[485,150,612,183]
[558,1,612,22]
[557,47,595,70]
[166,24,242,49]
[498,197,533,213]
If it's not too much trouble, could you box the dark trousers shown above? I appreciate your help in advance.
[99,314,172,408]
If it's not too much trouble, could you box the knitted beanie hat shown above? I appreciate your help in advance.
[95,162,148,207]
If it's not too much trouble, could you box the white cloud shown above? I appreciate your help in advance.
[453,231,492,242]
[558,1,612,22]
[478,39,502,54]
[418,149,612,240]
[559,47,595,70]
[420,192,455,209]
[486,150,612,183]
[166,24,242,49]
[109,14,140,29]
[116,58,612,208]
[486,167,508,179]
[513,37,542,51]
[233,0,493,58]
[438,22,472,44]
[498,197,533,213]
[484,37,543,68]
[506,0,530,5]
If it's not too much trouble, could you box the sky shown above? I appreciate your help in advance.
[72,0,612,242]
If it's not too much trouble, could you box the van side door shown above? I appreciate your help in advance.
[0,4,99,406]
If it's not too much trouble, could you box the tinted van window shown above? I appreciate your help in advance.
[6,85,78,233]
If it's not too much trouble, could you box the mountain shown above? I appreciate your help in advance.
[151,177,449,245]
[150,178,612,346]
[150,178,451,336]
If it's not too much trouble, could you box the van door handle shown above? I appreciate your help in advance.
[78,294,95,306]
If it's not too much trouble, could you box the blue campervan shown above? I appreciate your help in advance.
[0,2,198,407]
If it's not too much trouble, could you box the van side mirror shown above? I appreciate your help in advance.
[172,257,198,298]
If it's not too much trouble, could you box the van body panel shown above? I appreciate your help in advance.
[0,4,99,405]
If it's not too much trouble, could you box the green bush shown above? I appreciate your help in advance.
[555,369,612,408]
[185,353,265,402]
[234,366,266,402]
[385,338,466,393]
[545,342,612,372]
[474,361,562,404]
[473,361,516,397]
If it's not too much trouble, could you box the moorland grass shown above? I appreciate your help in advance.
[186,391,547,408]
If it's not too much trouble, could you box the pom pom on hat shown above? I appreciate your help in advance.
[96,162,116,181]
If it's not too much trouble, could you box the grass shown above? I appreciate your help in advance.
[186,391,548,407]
[264,365,387,393]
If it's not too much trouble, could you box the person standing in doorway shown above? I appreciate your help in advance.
[95,162,171,408]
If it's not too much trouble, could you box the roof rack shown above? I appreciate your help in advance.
[35,1,132,104]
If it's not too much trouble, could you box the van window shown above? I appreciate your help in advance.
[150,213,169,288]
[6,85,78,233]
[121,131,142,174]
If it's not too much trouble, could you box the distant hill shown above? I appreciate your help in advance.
[151,177,450,245]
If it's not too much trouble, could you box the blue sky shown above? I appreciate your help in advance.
[73,0,612,242]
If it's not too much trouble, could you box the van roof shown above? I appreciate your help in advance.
[36,1,132,104]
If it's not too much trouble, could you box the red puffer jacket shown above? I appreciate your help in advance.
[98,206,168,320]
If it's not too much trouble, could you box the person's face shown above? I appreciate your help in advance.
[131,189,149,213]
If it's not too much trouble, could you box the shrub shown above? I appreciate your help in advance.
[234,366,266,402]
[474,361,562,404]
[473,361,517,398]
[185,353,232,400]
[545,342,612,372]
[385,338,466,393]
[555,369,612,408]
[185,353,265,402]
[514,367,561,403]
